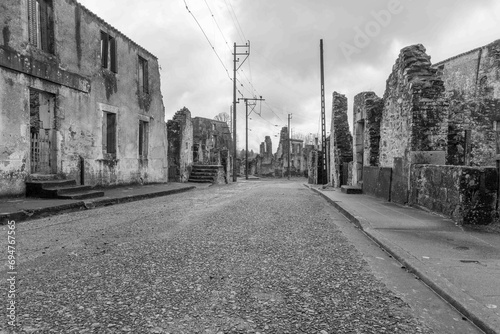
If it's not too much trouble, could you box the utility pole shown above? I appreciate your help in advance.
[232,41,250,182]
[320,39,327,185]
[238,96,265,180]
[288,114,292,180]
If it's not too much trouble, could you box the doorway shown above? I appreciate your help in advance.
[355,120,365,185]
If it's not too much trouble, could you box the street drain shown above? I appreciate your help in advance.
[454,246,470,250]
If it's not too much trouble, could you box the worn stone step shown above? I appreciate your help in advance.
[29,174,60,181]
[52,185,92,195]
[341,185,363,194]
[190,172,217,177]
[187,179,213,183]
[189,174,216,180]
[26,180,77,197]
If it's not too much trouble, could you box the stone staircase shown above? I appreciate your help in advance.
[188,165,221,184]
[26,175,104,199]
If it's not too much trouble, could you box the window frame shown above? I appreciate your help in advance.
[138,56,149,94]
[100,31,117,73]
[103,111,117,157]
[138,120,149,159]
[27,0,54,54]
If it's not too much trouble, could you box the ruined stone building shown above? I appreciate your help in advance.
[273,127,304,177]
[255,136,275,176]
[329,92,353,187]
[348,41,500,225]
[167,107,232,183]
[434,39,500,167]
[0,0,167,196]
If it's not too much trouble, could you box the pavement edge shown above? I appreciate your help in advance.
[307,184,500,334]
[0,186,196,225]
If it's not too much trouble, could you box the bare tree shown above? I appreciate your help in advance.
[214,112,230,123]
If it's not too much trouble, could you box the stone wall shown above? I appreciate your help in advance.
[192,117,232,166]
[308,149,318,184]
[167,107,193,182]
[380,44,448,170]
[362,166,392,201]
[434,39,500,166]
[410,164,497,225]
[255,136,276,177]
[329,92,353,187]
[352,91,383,186]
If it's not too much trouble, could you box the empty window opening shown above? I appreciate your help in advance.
[103,112,117,155]
[101,31,117,73]
[139,120,149,158]
[138,56,149,94]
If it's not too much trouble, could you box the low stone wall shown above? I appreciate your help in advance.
[410,165,497,225]
[362,166,392,201]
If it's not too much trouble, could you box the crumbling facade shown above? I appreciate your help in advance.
[166,109,232,182]
[347,42,500,224]
[434,39,500,166]
[352,92,383,187]
[256,136,275,176]
[0,0,167,196]
[329,92,353,187]
[167,108,193,182]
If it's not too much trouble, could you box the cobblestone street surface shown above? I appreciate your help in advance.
[1,180,433,333]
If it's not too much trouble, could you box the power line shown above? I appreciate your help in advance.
[203,0,232,53]
[183,0,232,81]
[223,0,246,43]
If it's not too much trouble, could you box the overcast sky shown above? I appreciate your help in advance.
[78,0,500,152]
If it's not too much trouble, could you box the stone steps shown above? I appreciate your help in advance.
[188,165,220,183]
[26,178,105,200]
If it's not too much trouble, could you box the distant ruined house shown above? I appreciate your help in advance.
[167,107,232,183]
[0,0,167,197]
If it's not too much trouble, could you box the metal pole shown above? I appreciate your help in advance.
[288,114,291,180]
[232,42,237,182]
[320,39,327,185]
[245,100,249,180]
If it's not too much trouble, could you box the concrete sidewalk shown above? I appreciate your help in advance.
[307,184,500,334]
[0,182,201,224]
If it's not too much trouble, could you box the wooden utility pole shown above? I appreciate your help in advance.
[232,41,250,182]
[238,96,265,180]
[320,39,327,185]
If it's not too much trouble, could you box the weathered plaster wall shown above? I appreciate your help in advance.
[0,0,167,196]
[410,164,497,225]
[435,39,500,166]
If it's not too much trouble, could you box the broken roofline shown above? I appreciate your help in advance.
[432,38,500,68]
[72,0,157,60]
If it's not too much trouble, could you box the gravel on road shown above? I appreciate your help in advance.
[1,180,432,333]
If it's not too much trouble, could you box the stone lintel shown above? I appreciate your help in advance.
[0,46,91,93]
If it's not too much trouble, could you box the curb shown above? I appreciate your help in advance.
[308,185,500,334]
[0,186,196,225]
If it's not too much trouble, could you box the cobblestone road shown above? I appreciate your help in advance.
[1,180,434,333]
